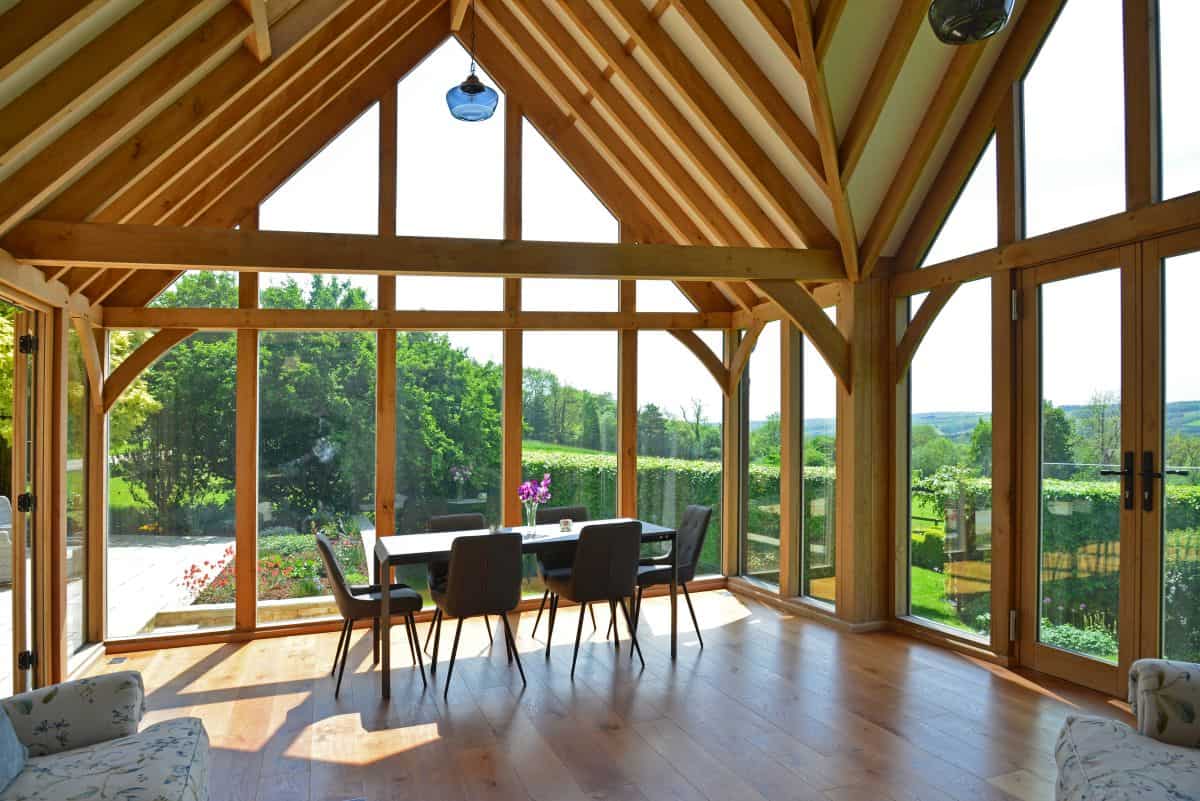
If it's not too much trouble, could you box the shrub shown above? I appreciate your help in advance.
[911,530,945,571]
[1041,619,1118,661]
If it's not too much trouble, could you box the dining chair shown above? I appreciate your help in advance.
[315,534,425,697]
[423,512,490,654]
[530,505,592,637]
[542,521,644,677]
[429,533,525,699]
[631,504,713,648]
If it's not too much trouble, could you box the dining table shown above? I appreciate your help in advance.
[374,517,678,698]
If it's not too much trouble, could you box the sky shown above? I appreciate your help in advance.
[259,2,1200,425]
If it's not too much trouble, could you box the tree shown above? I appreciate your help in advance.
[749,413,781,465]
[968,418,992,477]
[680,398,707,458]
[1042,401,1074,479]
[580,394,601,450]
[637,404,667,456]
[911,435,959,478]
[1076,390,1120,470]
[805,434,834,467]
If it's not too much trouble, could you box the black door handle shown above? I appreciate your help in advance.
[1100,451,1134,510]
[1140,451,1189,512]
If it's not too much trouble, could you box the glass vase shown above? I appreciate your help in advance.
[524,502,538,536]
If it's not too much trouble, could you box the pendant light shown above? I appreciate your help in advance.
[928,0,1015,45]
[446,0,498,122]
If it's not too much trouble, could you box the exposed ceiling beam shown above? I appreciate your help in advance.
[0,4,252,237]
[893,0,1068,273]
[102,328,197,412]
[725,318,766,393]
[0,0,227,184]
[751,278,849,390]
[594,0,836,248]
[0,0,111,96]
[894,282,957,380]
[667,0,824,187]
[741,0,804,81]
[557,0,791,248]
[668,330,730,393]
[789,0,860,281]
[813,0,848,63]
[858,41,989,279]
[839,0,926,185]
[237,0,272,61]
[4,220,847,281]
[449,0,469,30]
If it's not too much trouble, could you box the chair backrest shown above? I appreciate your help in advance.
[443,533,523,618]
[314,534,358,619]
[676,505,714,583]
[428,512,487,532]
[569,521,642,602]
[535,505,588,525]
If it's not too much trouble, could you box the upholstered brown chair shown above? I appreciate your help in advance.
[530,505,591,636]
[315,534,425,697]
[423,512,490,652]
[429,533,525,698]
[541,521,644,677]
[632,505,713,647]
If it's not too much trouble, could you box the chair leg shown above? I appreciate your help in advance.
[606,612,614,641]
[484,614,494,644]
[443,618,464,700]
[408,613,427,688]
[590,604,598,631]
[619,598,645,670]
[682,582,703,648]
[332,619,350,676]
[431,609,443,674]
[634,587,645,631]
[423,607,438,654]
[570,603,587,679]
[608,600,620,651]
[532,590,548,636]
[545,595,558,659]
[335,618,354,698]
[373,618,380,665]
[502,614,526,687]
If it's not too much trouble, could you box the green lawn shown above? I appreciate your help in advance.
[910,565,979,635]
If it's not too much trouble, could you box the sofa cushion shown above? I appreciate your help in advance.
[0,709,25,792]
[0,671,144,757]
[1055,714,1200,801]
[0,717,209,801]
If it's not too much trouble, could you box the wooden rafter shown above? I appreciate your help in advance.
[449,0,470,30]
[750,278,849,391]
[596,0,835,249]
[813,0,848,63]
[893,0,1068,272]
[858,41,989,279]
[667,0,824,186]
[894,283,958,381]
[0,4,253,237]
[788,0,859,281]
[839,0,926,185]
[101,328,197,412]
[726,319,766,394]
[741,0,804,77]
[556,0,791,248]
[4,220,846,281]
[0,0,112,97]
[237,0,272,61]
[668,330,730,394]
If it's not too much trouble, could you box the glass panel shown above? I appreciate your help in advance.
[1162,254,1200,662]
[907,280,992,638]
[150,272,238,308]
[17,313,34,690]
[802,320,838,606]
[744,322,781,587]
[106,332,237,638]
[258,328,376,624]
[522,332,617,520]
[0,303,17,694]
[638,331,723,577]
[391,332,503,604]
[1022,0,1125,237]
[66,328,88,655]
[1038,269,1121,662]
[636,281,700,312]
[922,136,997,267]
[1159,0,1200,200]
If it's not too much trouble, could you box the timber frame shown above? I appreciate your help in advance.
[0,0,1196,697]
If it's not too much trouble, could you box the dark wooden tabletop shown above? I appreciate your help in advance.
[373,517,675,566]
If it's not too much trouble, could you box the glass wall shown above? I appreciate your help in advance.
[66,328,88,654]
[1023,0,1125,237]
[921,136,997,267]
[744,322,781,587]
[639,331,723,577]
[106,326,236,638]
[907,281,992,639]
[802,327,838,605]
[257,330,376,624]
[1159,0,1200,200]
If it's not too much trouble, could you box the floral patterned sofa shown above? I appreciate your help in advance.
[1056,658,1200,800]
[0,671,208,801]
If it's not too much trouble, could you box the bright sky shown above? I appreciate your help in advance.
[259,3,1200,425]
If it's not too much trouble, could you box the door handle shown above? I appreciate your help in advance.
[1099,451,1134,510]
[1140,451,1189,512]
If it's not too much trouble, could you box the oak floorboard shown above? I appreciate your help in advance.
[85,591,1128,801]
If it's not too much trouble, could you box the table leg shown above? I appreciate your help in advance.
[670,533,678,660]
[381,556,391,699]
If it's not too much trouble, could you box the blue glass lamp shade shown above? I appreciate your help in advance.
[446,72,498,122]
[928,0,1015,45]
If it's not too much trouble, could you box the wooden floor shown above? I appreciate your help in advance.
[87,590,1129,801]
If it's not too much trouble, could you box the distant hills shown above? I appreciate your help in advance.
[753,400,1200,443]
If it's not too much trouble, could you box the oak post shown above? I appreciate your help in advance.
[502,102,523,527]
[376,83,398,547]
[617,278,637,517]
[778,322,802,597]
[234,241,259,631]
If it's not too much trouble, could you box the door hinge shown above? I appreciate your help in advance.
[16,493,34,513]
[17,334,36,354]
[17,651,35,671]
[1010,289,1020,322]
[1009,609,1018,642]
